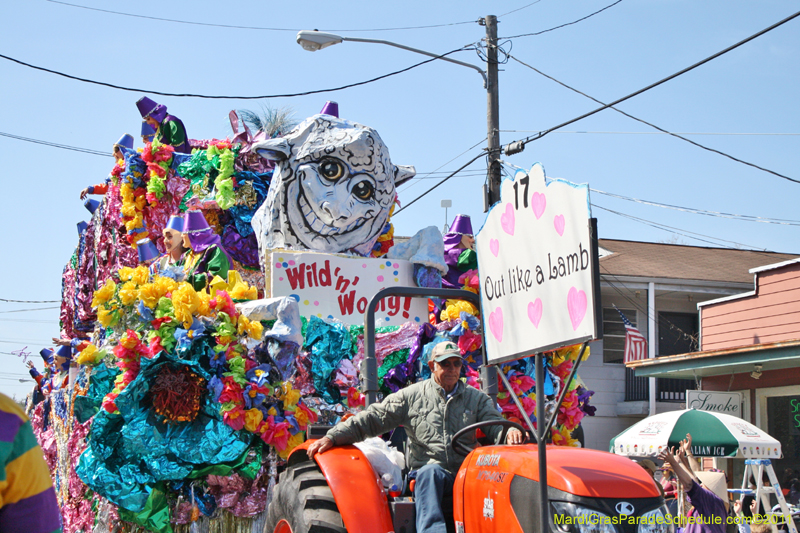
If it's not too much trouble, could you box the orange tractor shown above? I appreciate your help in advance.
[264,288,668,533]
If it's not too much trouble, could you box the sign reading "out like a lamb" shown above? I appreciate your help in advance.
[476,163,600,364]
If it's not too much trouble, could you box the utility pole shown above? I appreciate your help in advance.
[483,15,501,211]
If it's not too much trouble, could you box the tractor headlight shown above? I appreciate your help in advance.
[552,502,618,533]
[637,506,674,533]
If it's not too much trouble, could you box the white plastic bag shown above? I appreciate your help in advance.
[354,437,405,489]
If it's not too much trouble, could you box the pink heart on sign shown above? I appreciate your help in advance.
[489,238,500,257]
[567,287,587,331]
[500,203,515,236]
[527,298,543,328]
[531,192,546,219]
[554,214,565,236]
[488,307,504,343]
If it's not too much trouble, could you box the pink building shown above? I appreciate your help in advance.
[628,257,800,483]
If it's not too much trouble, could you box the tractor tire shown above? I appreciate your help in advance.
[264,461,346,533]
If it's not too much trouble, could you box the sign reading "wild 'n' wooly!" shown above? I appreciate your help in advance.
[476,163,600,364]
[270,251,427,326]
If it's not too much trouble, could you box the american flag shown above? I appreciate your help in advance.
[616,307,648,363]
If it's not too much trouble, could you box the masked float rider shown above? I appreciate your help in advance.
[148,214,187,275]
[442,215,477,289]
[80,133,134,201]
[181,211,232,291]
[136,96,191,154]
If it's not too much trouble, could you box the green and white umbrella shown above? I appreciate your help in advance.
[610,408,781,459]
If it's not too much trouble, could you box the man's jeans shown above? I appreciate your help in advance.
[415,464,455,533]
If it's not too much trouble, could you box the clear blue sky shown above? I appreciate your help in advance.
[1,0,798,399]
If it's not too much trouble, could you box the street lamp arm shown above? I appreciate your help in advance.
[342,37,487,87]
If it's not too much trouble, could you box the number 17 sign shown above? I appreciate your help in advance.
[476,163,600,364]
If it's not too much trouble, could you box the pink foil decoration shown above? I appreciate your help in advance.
[353,322,422,368]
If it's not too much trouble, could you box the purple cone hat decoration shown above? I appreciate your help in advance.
[183,210,211,233]
[77,221,89,235]
[136,238,160,263]
[165,214,184,232]
[40,348,54,365]
[84,198,101,214]
[136,96,167,122]
[319,101,339,118]
[115,133,134,150]
[449,215,473,236]
[443,214,474,250]
[182,210,232,261]
[141,121,156,137]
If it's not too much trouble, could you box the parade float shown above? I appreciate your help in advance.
[31,101,596,533]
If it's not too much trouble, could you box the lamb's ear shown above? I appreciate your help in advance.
[253,138,291,161]
[395,165,416,186]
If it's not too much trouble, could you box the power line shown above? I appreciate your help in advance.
[499,0,543,18]
[0,131,112,158]
[501,0,623,39]
[0,298,62,304]
[0,319,59,324]
[46,0,477,32]
[601,271,699,351]
[508,54,799,185]
[0,47,474,99]
[395,152,486,214]
[500,158,800,226]
[590,189,800,226]
[500,130,800,136]
[0,307,60,314]
[398,137,487,195]
[593,204,770,251]
[0,336,54,344]
[504,9,800,166]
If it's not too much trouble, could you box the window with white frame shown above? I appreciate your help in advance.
[602,307,638,364]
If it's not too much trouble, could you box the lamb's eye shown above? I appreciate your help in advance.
[353,180,375,201]
[319,159,344,181]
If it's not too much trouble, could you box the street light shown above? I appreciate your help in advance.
[441,199,452,233]
[296,18,503,209]
[296,31,488,87]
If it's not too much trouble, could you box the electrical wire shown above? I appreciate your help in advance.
[0,298,61,304]
[590,189,800,226]
[395,152,486,215]
[45,0,478,32]
[500,130,800,136]
[0,131,112,158]
[504,9,800,167]
[0,338,54,346]
[499,158,799,229]
[397,137,487,194]
[508,54,799,185]
[593,204,770,251]
[0,47,474,99]
[501,0,623,39]
[601,272,699,351]
[0,307,60,314]
[499,0,544,18]
[0,319,59,324]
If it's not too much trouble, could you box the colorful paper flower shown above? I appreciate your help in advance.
[172,283,200,327]
[92,279,117,307]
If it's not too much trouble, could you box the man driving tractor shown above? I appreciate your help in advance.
[307,340,525,533]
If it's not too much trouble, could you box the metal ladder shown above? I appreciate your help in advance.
[739,459,797,533]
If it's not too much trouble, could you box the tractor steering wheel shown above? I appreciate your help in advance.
[451,419,526,457]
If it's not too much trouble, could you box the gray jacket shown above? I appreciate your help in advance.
[325,379,504,474]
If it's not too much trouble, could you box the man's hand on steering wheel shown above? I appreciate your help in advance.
[452,420,527,456]
[506,428,524,445]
